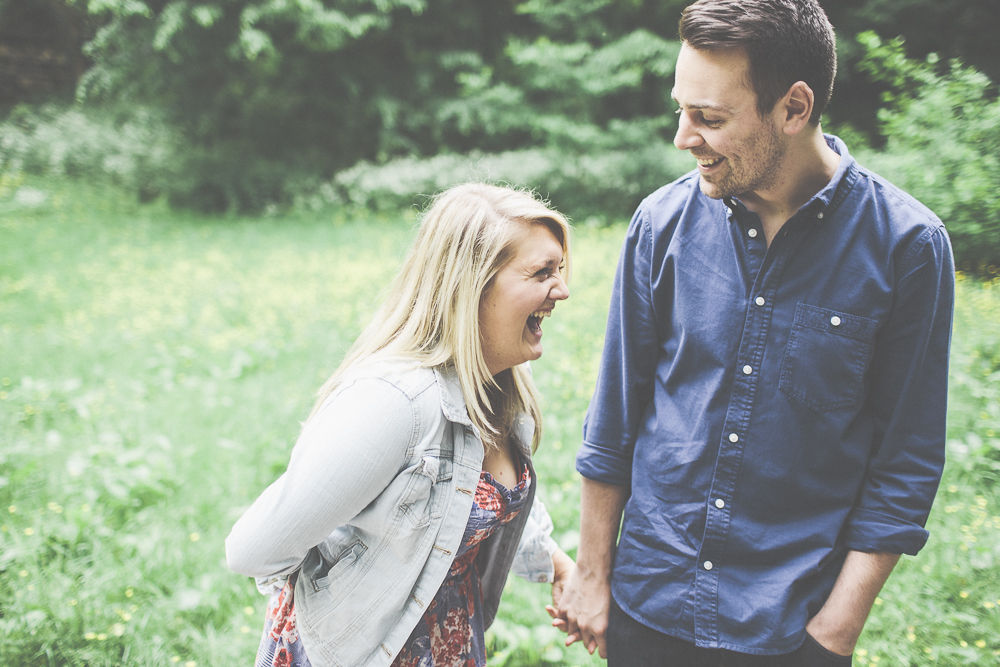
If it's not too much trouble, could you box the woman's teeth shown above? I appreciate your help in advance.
[528,311,549,333]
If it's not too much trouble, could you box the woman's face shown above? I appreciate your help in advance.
[479,223,569,376]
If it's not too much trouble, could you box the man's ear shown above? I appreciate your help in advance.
[779,81,814,136]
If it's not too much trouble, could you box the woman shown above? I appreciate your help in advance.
[226,183,576,667]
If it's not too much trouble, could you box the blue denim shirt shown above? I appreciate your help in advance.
[227,360,557,667]
[576,137,954,654]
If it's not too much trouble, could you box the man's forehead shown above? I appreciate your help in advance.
[672,44,755,110]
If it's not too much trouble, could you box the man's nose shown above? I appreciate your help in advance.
[673,112,704,151]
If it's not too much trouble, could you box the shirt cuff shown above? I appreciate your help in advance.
[254,575,286,596]
[843,507,930,556]
[575,440,633,486]
[512,497,558,583]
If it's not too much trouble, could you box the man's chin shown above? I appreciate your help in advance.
[698,176,727,200]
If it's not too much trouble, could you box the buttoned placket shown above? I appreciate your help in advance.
[692,203,820,647]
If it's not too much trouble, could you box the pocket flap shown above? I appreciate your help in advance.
[793,303,877,342]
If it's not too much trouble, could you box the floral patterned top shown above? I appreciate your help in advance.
[391,461,531,667]
[253,462,531,667]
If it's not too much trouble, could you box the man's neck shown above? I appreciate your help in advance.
[740,130,841,246]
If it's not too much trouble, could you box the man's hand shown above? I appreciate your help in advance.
[548,560,613,656]
[805,550,900,656]
[546,478,629,658]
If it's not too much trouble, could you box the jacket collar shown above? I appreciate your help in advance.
[433,365,536,456]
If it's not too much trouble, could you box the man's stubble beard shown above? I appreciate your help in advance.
[698,123,785,201]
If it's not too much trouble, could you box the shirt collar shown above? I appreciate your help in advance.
[810,134,857,218]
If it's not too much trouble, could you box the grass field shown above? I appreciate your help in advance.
[2,175,1000,666]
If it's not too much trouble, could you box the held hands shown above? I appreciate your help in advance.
[544,551,611,658]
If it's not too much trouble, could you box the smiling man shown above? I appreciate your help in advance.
[554,1,955,665]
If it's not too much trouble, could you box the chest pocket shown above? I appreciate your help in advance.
[398,455,451,528]
[779,303,877,412]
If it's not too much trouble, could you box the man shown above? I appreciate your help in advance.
[553,1,954,665]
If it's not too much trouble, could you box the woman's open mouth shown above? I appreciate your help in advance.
[527,310,550,335]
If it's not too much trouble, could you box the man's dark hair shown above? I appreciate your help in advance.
[678,0,836,125]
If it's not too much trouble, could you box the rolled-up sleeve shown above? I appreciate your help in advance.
[225,378,415,578]
[844,225,954,555]
[577,207,661,486]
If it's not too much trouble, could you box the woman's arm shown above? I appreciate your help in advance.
[510,495,560,583]
[225,377,415,578]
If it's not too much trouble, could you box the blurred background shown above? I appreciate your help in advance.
[3,2,1000,666]
[1,0,998,268]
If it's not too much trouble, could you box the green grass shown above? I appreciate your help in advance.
[2,174,1000,666]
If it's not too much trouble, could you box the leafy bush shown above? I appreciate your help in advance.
[327,140,694,224]
[58,0,687,214]
[0,105,179,202]
[849,32,1000,272]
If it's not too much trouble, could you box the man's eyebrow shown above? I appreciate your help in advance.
[670,94,733,114]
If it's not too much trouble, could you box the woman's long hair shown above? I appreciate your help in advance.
[309,183,571,452]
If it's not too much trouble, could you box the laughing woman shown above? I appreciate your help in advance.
[226,183,576,667]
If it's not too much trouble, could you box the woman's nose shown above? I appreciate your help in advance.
[551,274,569,301]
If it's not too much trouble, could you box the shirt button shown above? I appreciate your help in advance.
[747,228,758,238]
[742,365,752,375]
[728,433,739,443]
[817,211,825,219]
[830,316,842,327]
[539,574,548,582]
[715,499,725,509]
[755,296,765,306]
[704,561,714,571]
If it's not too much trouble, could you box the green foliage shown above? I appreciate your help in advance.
[32,0,688,215]
[849,32,1000,272]
[817,0,1000,141]
[0,104,179,201]
[945,273,1000,467]
[329,141,694,224]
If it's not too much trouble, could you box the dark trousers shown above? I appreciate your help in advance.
[606,599,852,667]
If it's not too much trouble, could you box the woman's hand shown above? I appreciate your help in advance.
[545,548,577,632]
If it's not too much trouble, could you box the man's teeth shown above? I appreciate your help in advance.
[697,157,724,167]
[531,311,550,319]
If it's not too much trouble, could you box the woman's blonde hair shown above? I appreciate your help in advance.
[309,183,571,452]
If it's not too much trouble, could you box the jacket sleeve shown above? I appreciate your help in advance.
[576,206,660,486]
[843,225,954,555]
[225,378,416,578]
[511,496,558,582]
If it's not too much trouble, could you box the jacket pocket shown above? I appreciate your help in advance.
[779,303,877,412]
[310,540,367,592]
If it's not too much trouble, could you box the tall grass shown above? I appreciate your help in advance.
[1,176,999,666]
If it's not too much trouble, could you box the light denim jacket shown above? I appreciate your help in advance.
[226,360,558,667]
